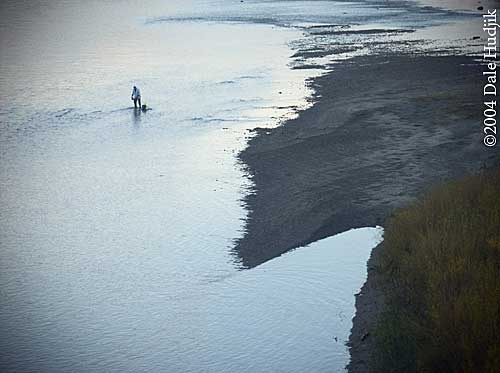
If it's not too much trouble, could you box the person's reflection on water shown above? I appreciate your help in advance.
[132,107,141,129]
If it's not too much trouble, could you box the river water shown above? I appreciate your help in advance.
[0,0,478,371]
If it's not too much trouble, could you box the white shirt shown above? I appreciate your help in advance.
[131,87,141,99]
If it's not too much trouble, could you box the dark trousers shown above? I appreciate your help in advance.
[134,98,141,108]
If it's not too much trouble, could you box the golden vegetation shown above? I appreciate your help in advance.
[374,167,500,372]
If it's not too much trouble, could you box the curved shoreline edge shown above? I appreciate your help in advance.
[347,242,386,372]
[235,53,499,269]
[349,166,500,372]
[234,51,500,368]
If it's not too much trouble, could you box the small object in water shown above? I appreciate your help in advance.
[472,36,480,40]
[478,6,484,10]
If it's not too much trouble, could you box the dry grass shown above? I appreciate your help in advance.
[374,167,500,373]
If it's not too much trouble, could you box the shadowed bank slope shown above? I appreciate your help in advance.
[348,167,500,372]
[235,54,500,268]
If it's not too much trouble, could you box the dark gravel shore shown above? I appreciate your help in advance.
[235,53,500,370]
[346,242,386,373]
[233,53,500,371]
[235,54,499,269]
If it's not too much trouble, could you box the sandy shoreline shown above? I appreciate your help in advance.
[235,52,500,369]
[346,242,386,372]
[235,54,498,269]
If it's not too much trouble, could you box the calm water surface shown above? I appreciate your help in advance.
[0,0,475,371]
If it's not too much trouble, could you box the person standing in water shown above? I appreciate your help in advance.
[131,85,141,109]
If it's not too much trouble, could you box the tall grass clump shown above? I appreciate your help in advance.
[374,167,500,373]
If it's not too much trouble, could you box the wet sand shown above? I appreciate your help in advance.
[346,242,386,373]
[235,54,499,268]
[235,52,500,370]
